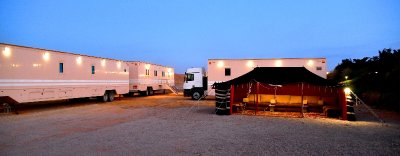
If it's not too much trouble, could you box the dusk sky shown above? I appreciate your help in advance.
[1,0,399,73]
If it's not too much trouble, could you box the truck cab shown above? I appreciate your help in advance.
[183,68,208,100]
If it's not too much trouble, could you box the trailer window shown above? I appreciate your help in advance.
[154,70,157,76]
[91,65,95,74]
[225,68,231,76]
[59,63,64,73]
[185,73,194,81]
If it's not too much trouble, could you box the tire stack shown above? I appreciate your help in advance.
[215,88,230,115]
[346,99,356,121]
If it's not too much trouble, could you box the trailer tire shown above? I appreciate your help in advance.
[108,91,115,102]
[191,90,203,100]
[147,87,154,96]
[98,92,109,102]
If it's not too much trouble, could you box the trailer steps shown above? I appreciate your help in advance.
[166,84,179,95]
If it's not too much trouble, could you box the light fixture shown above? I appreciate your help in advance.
[3,47,11,57]
[101,59,106,67]
[145,64,151,70]
[76,56,82,64]
[246,60,254,68]
[307,60,314,66]
[217,61,224,68]
[117,61,122,68]
[275,60,282,67]
[344,87,351,95]
[42,52,50,61]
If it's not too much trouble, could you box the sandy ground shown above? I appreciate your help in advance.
[1,94,400,155]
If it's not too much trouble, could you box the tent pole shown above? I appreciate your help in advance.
[256,82,259,115]
[301,82,304,117]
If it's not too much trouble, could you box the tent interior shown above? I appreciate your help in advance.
[214,67,345,116]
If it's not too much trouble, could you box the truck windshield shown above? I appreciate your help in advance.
[185,73,194,81]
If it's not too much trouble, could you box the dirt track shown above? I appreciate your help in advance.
[1,94,399,155]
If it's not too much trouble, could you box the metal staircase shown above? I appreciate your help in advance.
[348,90,384,123]
[166,84,179,95]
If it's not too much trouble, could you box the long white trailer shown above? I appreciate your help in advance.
[0,43,129,110]
[127,61,175,95]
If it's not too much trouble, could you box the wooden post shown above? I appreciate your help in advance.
[230,84,234,115]
[256,82,259,115]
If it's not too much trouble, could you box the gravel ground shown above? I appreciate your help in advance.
[1,94,399,156]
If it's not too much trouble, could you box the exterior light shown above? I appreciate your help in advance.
[326,72,329,75]
[167,68,172,72]
[345,76,348,80]
[101,59,106,67]
[76,56,82,64]
[117,61,122,68]
[307,60,314,66]
[246,60,254,68]
[42,52,50,61]
[217,61,224,68]
[275,60,282,67]
[344,87,351,95]
[375,71,378,74]
[3,47,11,57]
[145,64,151,70]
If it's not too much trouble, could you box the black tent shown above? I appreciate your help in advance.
[214,67,339,115]
[216,67,334,87]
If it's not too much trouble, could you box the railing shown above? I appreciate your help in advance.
[349,90,384,123]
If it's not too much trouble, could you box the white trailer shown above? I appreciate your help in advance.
[184,58,327,100]
[0,43,129,111]
[126,61,175,96]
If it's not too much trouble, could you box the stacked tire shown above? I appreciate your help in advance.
[215,89,230,115]
[347,99,356,121]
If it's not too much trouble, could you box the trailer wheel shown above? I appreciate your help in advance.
[147,87,154,96]
[98,92,109,102]
[108,91,115,102]
[191,90,202,100]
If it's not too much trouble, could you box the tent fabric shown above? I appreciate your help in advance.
[217,67,335,86]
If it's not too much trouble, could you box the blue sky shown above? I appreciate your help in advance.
[1,0,399,73]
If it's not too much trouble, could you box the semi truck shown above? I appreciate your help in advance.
[0,43,130,111]
[183,58,327,100]
[126,61,176,96]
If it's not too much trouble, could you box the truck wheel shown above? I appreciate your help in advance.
[191,91,202,100]
[108,91,115,102]
[98,92,109,102]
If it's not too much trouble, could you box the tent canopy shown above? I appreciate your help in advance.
[218,67,335,86]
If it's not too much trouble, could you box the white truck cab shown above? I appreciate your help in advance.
[183,68,208,100]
